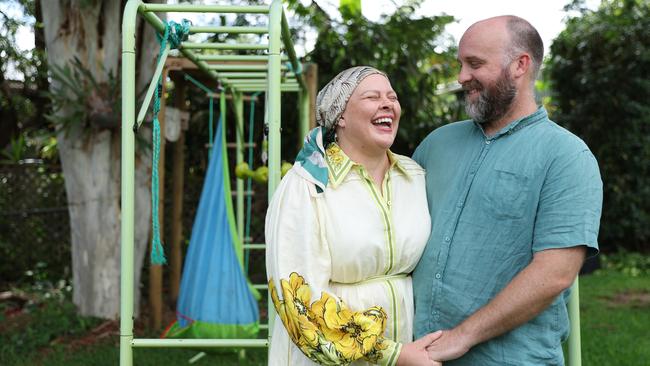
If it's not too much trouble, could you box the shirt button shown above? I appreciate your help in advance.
[457,201,464,208]
[444,236,450,242]
[435,273,442,279]
[485,140,491,144]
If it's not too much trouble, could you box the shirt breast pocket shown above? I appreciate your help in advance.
[484,166,530,220]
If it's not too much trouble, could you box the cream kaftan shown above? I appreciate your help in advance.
[266,144,431,366]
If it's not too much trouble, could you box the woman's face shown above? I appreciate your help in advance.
[337,74,401,155]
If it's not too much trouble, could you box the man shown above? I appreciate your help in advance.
[412,16,603,365]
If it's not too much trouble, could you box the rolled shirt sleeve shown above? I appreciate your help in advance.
[532,149,603,256]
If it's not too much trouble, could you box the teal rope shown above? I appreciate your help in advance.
[184,73,213,95]
[285,61,303,75]
[150,20,191,265]
[244,92,261,273]
[182,73,219,157]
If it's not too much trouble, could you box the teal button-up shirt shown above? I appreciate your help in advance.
[412,107,602,365]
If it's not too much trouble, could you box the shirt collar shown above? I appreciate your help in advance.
[475,106,548,140]
[325,143,410,188]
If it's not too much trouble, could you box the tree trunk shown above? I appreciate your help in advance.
[41,0,161,319]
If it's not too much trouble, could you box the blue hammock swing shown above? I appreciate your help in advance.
[164,114,260,339]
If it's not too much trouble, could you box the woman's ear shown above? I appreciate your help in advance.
[337,117,346,128]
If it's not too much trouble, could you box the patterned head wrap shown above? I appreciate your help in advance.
[316,66,387,130]
[292,66,388,192]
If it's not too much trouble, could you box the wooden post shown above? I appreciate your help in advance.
[149,68,168,330]
[168,74,186,307]
[304,63,318,130]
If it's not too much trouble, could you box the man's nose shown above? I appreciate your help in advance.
[458,65,471,84]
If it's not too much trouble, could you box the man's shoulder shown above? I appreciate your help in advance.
[531,118,592,155]
[419,119,475,147]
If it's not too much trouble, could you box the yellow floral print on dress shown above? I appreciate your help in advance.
[269,273,389,364]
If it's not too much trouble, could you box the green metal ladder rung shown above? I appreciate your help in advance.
[226,79,297,84]
[230,190,255,197]
[196,55,288,62]
[218,72,295,78]
[209,64,289,71]
[243,244,266,250]
[229,83,299,90]
[235,85,300,92]
[182,42,268,50]
[132,338,268,348]
[189,26,268,34]
[141,4,270,14]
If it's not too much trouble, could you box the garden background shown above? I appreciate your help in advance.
[1,0,648,365]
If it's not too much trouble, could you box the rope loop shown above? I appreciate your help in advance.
[149,19,191,265]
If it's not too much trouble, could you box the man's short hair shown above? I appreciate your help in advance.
[505,16,544,80]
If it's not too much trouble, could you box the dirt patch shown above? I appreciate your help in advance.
[601,289,650,308]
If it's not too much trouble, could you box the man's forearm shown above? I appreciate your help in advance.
[455,246,587,348]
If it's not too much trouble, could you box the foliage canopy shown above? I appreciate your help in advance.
[546,0,650,251]
[285,0,462,154]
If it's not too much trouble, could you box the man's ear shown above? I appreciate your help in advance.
[338,117,346,128]
[513,53,532,79]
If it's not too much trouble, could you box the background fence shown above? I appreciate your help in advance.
[0,156,268,292]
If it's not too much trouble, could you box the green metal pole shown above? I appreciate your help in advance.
[266,0,283,349]
[298,79,310,147]
[120,1,140,365]
[280,12,307,90]
[218,89,246,271]
[234,91,245,264]
[568,277,582,366]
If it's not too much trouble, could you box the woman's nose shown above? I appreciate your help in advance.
[380,96,393,109]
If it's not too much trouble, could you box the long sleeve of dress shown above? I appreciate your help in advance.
[265,170,402,366]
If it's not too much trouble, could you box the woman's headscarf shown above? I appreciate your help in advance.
[316,66,387,129]
[293,66,387,191]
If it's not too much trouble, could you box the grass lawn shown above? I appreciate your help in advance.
[578,269,650,365]
[1,267,648,365]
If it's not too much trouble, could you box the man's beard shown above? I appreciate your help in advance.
[463,68,517,125]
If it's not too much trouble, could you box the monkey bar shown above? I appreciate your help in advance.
[120,1,309,365]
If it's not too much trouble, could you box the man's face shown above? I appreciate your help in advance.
[458,22,518,124]
[463,66,517,124]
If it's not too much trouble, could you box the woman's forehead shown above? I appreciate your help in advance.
[353,74,394,93]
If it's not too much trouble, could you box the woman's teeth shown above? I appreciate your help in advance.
[372,117,392,125]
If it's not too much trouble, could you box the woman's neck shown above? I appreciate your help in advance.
[337,141,390,189]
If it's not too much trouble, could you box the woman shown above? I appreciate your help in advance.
[266,66,439,365]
